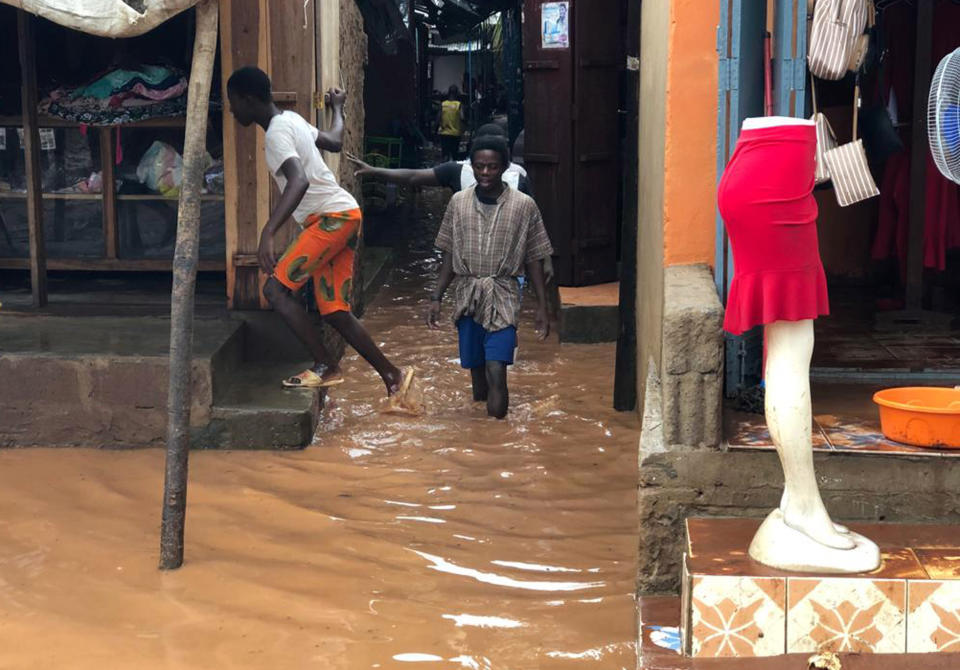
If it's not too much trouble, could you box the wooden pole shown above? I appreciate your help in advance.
[159,0,219,571]
[613,0,640,412]
[905,0,933,313]
[100,128,118,259]
[17,10,47,307]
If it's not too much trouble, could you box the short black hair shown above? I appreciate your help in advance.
[475,123,507,139]
[227,66,272,103]
[470,135,510,167]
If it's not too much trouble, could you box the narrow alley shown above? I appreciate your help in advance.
[0,189,639,669]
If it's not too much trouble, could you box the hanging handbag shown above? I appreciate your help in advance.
[808,0,874,81]
[810,78,838,184]
[822,82,880,207]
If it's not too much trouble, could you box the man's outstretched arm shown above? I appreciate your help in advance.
[346,153,442,187]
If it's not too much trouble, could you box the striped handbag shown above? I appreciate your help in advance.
[810,78,838,184]
[808,0,873,81]
[822,83,879,207]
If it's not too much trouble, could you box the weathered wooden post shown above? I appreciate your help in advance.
[160,0,219,570]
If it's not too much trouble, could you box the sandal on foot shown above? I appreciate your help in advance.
[282,369,345,389]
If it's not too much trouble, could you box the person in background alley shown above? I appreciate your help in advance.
[347,123,532,194]
[427,135,553,419]
[226,66,411,398]
[436,85,465,161]
[345,125,554,283]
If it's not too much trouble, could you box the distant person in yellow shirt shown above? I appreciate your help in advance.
[436,85,465,161]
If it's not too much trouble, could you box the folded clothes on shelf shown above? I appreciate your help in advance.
[39,65,195,125]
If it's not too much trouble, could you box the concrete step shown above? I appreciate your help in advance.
[195,363,323,450]
[0,315,323,450]
[0,315,242,448]
[0,248,396,449]
[558,282,620,343]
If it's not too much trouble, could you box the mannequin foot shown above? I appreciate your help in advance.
[781,505,856,550]
[780,492,849,534]
[750,510,881,573]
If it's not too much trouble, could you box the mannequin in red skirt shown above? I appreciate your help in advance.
[719,116,879,573]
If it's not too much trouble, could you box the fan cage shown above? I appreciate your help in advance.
[928,47,960,185]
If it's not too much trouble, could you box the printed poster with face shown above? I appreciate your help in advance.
[541,1,569,49]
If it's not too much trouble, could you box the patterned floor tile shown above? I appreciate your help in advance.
[913,548,960,580]
[787,578,906,654]
[907,581,960,653]
[689,575,786,657]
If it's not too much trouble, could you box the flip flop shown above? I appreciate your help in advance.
[381,368,424,416]
[282,369,345,389]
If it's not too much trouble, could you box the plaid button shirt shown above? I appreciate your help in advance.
[435,185,554,331]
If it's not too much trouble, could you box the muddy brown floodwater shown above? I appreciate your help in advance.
[0,194,640,669]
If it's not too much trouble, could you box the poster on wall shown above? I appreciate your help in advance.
[541,2,569,49]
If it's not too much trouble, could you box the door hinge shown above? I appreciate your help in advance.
[626,55,639,72]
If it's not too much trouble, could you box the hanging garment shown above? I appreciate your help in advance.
[872,147,960,274]
[871,0,960,272]
[718,124,830,335]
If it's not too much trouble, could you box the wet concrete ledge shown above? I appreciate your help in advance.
[557,282,619,343]
[0,315,320,449]
[0,246,395,450]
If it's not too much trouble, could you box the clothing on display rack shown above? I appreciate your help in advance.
[38,65,198,125]
[869,0,960,272]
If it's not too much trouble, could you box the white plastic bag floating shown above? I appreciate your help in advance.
[2,0,199,38]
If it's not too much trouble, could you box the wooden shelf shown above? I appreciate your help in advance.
[0,192,225,202]
[0,192,102,200]
[0,114,220,129]
[0,257,226,272]
[116,194,225,201]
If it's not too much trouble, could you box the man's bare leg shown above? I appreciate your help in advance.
[470,367,489,401]
[263,277,341,381]
[485,361,508,419]
[323,310,403,395]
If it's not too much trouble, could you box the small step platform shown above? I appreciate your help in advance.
[0,314,321,449]
[676,517,960,659]
[557,282,619,343]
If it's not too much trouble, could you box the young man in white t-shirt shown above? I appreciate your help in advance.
[226,66,404,395]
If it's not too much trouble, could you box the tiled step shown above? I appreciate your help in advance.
[638,594,960,669]
[679,517,960,660]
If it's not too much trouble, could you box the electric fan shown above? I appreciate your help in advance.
[928,46,960,184]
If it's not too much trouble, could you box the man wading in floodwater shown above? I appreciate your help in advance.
[226,66,411,398]
[428,135,553,419]
[346,123,554,284]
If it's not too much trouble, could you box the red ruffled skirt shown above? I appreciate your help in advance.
[717,124,829,335]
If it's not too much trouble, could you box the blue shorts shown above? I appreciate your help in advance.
[457,317,517,368]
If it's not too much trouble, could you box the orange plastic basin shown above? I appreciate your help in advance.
[872,387,960,449]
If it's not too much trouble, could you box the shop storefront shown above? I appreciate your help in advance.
[0,0,352,310]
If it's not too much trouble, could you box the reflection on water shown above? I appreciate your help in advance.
[0,191,639,668]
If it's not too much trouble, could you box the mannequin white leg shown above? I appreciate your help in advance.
[764,319,854,550]
[780,490,849,534]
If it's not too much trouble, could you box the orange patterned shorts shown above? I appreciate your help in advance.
[273,208,362,315]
